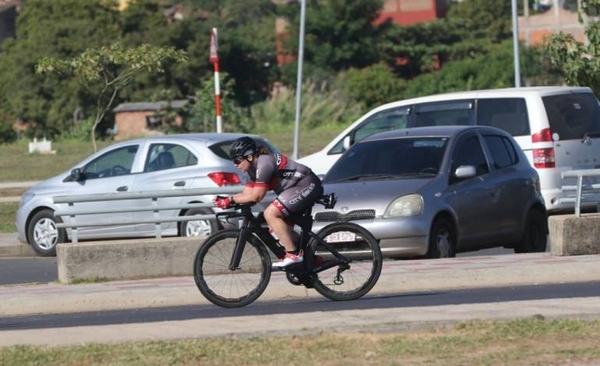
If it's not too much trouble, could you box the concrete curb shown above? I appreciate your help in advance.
[0,243,35,257]
[0,233,33,257]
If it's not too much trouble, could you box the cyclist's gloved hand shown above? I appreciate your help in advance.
[214,195,233,209]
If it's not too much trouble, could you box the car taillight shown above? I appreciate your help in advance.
[208,172,242,186]
[532,128,556,168]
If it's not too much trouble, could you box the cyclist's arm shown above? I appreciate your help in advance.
[232,184,268,204]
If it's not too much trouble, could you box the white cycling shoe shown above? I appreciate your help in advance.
[272,253,303,268]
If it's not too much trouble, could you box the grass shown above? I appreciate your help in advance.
[0,203,17,233]
[0,140,113,182]
[1,317,600,365]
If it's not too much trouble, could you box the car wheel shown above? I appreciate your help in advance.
[27,209,66,257]
[514,209,547,253]
[426,218,456,258]
[180,208,220,237]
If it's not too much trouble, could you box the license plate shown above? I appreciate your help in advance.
[325,231,356,243]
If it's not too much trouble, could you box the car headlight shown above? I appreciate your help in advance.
[19,192,35,207]
[384,194,423,217]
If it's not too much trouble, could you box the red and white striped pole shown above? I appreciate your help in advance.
[209,27,222,133]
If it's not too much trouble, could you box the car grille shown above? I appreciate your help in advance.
[314,209,376,222]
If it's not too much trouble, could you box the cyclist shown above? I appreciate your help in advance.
[213,136,322,268]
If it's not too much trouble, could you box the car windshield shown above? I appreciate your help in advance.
[324,137,448,183]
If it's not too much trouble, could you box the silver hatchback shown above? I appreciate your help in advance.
[16,133,279,256]
[312,125,548,259]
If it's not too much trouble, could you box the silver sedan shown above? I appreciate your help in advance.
[16,133,278,256]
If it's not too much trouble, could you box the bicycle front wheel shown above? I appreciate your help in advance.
[193,229,272,308]
[311,222,382,301]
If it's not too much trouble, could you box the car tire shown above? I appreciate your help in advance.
[27,209,66,257]
[426,218,457,258]
[180,208,220,237]
[514,209,547,253]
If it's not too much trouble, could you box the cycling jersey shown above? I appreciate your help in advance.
[245,153,322,217]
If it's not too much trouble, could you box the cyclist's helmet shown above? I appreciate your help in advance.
[229,136,257,161]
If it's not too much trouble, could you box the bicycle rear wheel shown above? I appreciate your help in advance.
[193,229,272,308]
[311,222,382,301]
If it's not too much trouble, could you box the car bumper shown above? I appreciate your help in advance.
[312,215,429,259]
[15,206,29,244]
[542,188,598,214]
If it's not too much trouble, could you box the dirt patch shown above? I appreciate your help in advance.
[0,188,25,198]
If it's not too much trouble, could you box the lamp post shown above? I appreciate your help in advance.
[292,0,306,159]
[512,0,522,87]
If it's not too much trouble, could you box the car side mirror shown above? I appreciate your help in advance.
[454,165,476,179]
[70,168,84,181]
[342,135,352,151]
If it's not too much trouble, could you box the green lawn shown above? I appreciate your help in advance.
[1,318,600,366]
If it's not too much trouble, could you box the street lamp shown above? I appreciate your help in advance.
[292,0,306,159]
[512,0,522,87]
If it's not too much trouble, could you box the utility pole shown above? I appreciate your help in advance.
[292,0,306,159]
[512,0,522,87]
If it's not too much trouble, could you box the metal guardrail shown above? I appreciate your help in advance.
[560,169,600,217]
[53,186,243,243]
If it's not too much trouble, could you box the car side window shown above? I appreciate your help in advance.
[483,135,518,169]
[450,136,489,182]
[144,143,197,172]
[83,145,138,179]
[542,92,600,140]
[413,101,473,127]
[328,108,409,155]
[476,98,530,136]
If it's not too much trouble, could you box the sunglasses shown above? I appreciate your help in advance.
[232,156,246,165]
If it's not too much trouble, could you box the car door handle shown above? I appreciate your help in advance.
[174,181,186,187]
[116,186,128,192]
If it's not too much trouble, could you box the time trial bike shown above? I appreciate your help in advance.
[193,192,383,308]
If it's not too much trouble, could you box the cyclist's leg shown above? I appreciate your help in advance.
[268,179,321,266]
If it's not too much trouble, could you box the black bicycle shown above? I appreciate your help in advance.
[193,193,383,308]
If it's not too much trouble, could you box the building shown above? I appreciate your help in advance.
[112,100,188,141]
[376,0,447,25]
[518,2,585,46]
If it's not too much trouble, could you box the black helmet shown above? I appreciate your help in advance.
[229,136,257,160]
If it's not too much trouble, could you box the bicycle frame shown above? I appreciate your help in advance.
[219,198,348,276]
[218,206,286,271]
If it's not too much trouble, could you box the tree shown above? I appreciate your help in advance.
[402,40,553,98]
[544,0,600,94]
[159,0,279,106]
[0,0,122,138]
[36,43,188,151]
[446,0,514,42]
[343,63,406,110]
[279,0,384,85]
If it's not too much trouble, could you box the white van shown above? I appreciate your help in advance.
[298,86,600,214]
